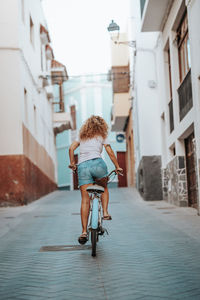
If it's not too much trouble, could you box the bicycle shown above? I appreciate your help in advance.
[86,170,122,257]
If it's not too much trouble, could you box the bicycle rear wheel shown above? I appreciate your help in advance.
[91,229,97,257]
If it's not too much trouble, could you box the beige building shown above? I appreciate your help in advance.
[0,0,69,205]
[141,0,200,212]
[110,33,135,187]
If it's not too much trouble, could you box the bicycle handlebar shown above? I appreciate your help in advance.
[108,169,123,178]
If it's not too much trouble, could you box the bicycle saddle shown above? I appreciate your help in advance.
[86,185,104,194]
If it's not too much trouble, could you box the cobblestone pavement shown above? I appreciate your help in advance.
[0,188,200,300]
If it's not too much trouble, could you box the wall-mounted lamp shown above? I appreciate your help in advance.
[107,20,136,48]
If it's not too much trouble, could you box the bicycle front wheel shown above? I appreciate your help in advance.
[91,229,97,257]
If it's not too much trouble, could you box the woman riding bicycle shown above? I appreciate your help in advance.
[69,115,123,244]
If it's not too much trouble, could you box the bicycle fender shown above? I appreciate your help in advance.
[91,198,98,229]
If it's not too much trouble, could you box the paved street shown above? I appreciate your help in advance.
[0,188,200,300]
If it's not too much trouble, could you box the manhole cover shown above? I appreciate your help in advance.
[157,207,175,210]
[39,245,91,252]
[34,215,56,218]
[71,213,80,215]
[4,216,15,219]
[162,212,172,214]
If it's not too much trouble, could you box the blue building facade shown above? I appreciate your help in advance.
[54,74,126,190]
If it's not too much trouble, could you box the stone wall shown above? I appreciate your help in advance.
[162,156,188,207]
[138,156,163,200]
[193,139,199,205]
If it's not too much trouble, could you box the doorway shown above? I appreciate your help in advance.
[185,132,197,208]
[117,152,127,187]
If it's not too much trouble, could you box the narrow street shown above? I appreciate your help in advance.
[0,188,200,300]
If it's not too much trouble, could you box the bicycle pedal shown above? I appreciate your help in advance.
[99,227,108,236]
[98,227,104,236]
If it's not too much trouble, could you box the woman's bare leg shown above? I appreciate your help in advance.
[80,184,93,233]
[101,186,110,217]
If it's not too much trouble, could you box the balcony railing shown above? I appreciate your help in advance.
[178,70,193,121]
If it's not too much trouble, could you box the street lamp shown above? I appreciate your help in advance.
[107,20,136,48]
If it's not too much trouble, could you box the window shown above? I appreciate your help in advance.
[177,12,191,83]
[177,11,193,120]
[169,100,174,133]
[167,46,174,133]
[167,48,172,100]
[30,16,34,46]
[170,145,176,157]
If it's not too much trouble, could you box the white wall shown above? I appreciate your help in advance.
[0,51,23,154]
[0,0,19,48]
[0,0,56,170]
[111,33,129,66]
[157,0,198,165]
[130,0,162,169]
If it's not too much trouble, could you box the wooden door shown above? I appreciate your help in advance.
[185,132,197,208]
[117,152,127,187]
[73,154,79,190]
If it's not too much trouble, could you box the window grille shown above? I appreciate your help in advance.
[178,70,193,121]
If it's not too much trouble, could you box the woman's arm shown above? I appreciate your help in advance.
[69,141,80,171]
[104,144,123,174]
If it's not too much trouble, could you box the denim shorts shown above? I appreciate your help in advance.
[78,158,108,187]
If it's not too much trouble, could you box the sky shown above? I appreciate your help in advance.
[42,0,130,77]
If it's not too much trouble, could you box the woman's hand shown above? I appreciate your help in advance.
[115,167,123,175]
[68,164,77,172]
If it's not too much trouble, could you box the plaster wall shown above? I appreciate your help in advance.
[0,0,57,204]
[0,51,23,154]
[111,33,129,67]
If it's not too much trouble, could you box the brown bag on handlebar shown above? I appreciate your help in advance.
[94,176,109,188]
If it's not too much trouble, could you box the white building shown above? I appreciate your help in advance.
[141,0,200,212]
[129,0,163,200]
[0,0,59,205]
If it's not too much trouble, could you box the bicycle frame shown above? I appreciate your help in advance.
[86,170,122,256]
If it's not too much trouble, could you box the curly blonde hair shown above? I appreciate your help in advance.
[79,115,108,140]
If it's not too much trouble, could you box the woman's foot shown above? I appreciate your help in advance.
[103,214,112,220]
[78,232,88,244]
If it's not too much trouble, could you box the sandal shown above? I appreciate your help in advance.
[103,215,112,220]
[78,233,88,245]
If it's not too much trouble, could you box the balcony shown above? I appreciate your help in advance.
[53,111,72,135]
[40,24,50,45]
[51,60,68,85]
[112,66,130,93]
[178,70,193,121]
[111,93,130,131]
[141,0,173,32]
